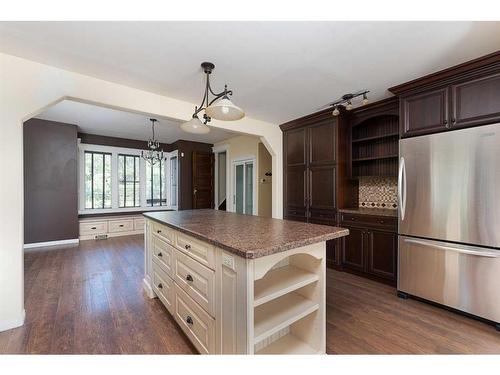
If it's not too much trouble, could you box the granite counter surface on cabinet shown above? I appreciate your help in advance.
[144,209,349,259]
[338,207,398,217]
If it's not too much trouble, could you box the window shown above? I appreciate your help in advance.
[84,151,112,209]
[170,155,178,207]
[146,160,166,206]
[118,154,140,207]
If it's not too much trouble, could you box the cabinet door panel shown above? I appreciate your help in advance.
[451,72,500,128]
[326,238,341,268]
[401,87,449,137]
[285,128,307,166]
[309,165,336,210]
[308,120,336,165]
[366,230,397,281]
[341,227,365,271]
[284,165,306,210]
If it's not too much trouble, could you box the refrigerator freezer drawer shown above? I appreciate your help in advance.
[398,236,500,323]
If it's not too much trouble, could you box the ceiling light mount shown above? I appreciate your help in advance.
[180,62,245,134]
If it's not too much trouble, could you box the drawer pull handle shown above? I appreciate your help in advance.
[157,283,163,289]
[157,252,163,257]
[91,227,97,230]
[157,230,161,234]
[186,316,194,325]
[184,244,191,250]
[186,274,194,282]
[119,224,124,227]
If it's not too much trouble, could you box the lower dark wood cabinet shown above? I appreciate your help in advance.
[339,213,398,285]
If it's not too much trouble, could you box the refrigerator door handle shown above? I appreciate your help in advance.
[398,156,406,220]
[404,238,500,258]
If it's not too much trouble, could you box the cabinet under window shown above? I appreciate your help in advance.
[118,154,140,207]
[84,151,112,209]
[146,160,167,206]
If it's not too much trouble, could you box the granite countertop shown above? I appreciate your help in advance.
[143,209,349,259]
[338,207,398,218]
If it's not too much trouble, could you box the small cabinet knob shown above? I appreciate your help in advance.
[184,244,191,250]
[119,224,124,227]
[186,274,194,282]
[186,316,194,325]
[452,118,457,124]
[444,119,449,128]
[157,252,163,257]
[91,227,97,230]
[157,283,163,289]
[157,230,161,234]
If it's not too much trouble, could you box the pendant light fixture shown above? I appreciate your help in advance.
[141,118,166,165]
[181,62,245,134]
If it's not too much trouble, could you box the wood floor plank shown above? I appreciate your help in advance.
[1,234,498,354]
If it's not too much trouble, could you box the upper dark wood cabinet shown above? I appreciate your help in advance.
[401,87,449,137]
[390,51,500,138]
[284,128,306,166]
[451,72,500,129]
[308,120,336,165]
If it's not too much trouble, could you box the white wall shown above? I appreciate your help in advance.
[0,52,283,332]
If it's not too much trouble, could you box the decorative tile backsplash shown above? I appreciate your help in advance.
[358,177,398,209]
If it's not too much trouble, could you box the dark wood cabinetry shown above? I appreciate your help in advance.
[339,212,397,285]
[281,108,356,270]
[390,51,500,138]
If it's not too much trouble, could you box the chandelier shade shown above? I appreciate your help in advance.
[180,116,210,134]
[205,96,245,121]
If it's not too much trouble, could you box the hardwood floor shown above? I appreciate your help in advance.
[0,235,498,354]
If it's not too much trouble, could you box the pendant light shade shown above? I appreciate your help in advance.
[205,96,245,121]
[180,116,210,134]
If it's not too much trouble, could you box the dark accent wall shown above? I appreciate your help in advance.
[24,119,79,244]
[171,140,213,210]
[78,133,172,151]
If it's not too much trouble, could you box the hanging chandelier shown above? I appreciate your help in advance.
[181,62,245,134]
[141,118,166,165]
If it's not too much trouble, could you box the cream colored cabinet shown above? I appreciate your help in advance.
[79,214,144,240]
[143,218,327,355]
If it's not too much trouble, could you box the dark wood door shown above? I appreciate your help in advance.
[341,226,365,272]
[308,120,336,166]
[366,230,397,281]
[451,72,500,129]
[192,151,214,209]
[401,87,449,137]
[308,165,336,224]
[284,165,307,221]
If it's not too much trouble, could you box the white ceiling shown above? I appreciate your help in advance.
[1,21,500,124]
[35,100,237,144]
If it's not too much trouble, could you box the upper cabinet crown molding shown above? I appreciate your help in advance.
[388,50,500,95]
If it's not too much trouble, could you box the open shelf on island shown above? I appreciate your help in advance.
[254,265,319,307]
[254,292,319,345]
[255,333,319,355]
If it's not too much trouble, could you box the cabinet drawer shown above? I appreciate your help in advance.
[174,283,215,354]
[79,221,107,236]
[174,250,215,316]
[134,217,145,231]
[151,235,174,278]
[152,262,174,314]
[176,232,215,270]
[340,213,397,230]
[152,222,174,244]
[108,219,134,233]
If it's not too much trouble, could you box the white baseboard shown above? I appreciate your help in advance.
[24,238,79,250]
[0,309,25,332]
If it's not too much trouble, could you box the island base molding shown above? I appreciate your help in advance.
[144,217,327,355]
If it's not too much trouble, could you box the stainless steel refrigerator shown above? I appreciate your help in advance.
[398,123,500,327]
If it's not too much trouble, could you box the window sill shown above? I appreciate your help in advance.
[78,206,177,217]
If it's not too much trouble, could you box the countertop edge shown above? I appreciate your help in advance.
[143,213,349,259]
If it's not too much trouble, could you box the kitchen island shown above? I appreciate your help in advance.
[142,209,348,354]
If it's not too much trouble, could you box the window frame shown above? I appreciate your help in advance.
[118,153,141,208]
[83,150,112,209]
[78,141,179,214]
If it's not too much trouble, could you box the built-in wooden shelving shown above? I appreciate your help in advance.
[254,292,319,345]
[254,265,319,307]
[255,333,318,355]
